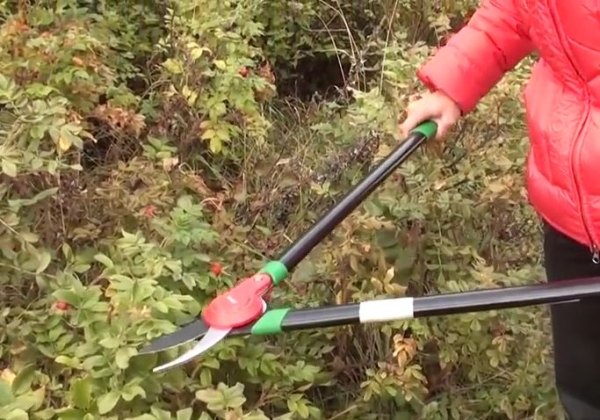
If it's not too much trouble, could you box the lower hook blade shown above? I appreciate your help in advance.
[152,327,231,373]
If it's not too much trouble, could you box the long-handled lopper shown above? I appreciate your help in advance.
[139,120,600,372]
[143,277,600,373]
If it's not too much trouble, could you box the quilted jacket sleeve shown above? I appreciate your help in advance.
[417,0,534,114]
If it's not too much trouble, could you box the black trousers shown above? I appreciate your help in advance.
[544,221,600,418]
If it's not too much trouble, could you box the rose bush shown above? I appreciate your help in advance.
[0,0,561,419]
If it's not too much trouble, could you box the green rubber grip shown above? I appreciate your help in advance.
[410,120,438,140]
[250,308,291,335]
[259,261,288,285]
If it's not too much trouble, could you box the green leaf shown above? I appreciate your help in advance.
[97,391,120,414]
[190,46,210,60]
[149,407,171,420]
[363,199,383,217]
[115,347,138,370]
[99,337,120,349]
[71,377,92,409]
[296,402,310,419]
[125,415,155,420]
[201,129,216,140]
[121,383,146,402]
[34,408,56,420]
[35,251,52,274]
[199,369,212,387]
[52,290,79,307]
[25,83,56,98]
[226,395,246,409]
[243,412,270,420]
[222,383,246,409]
[127,353,157,373]
[201,358,220,370]
[11,364,36,395]
[8,188,59,210]
[54,356,81,369]
[6,409,28,420]
[29,188,58,204]
[20,232,39,243]
[93,253,114,268]
[176,408,193,420]
[0,381,15,405]
[81,355,105,371]
[56,409,85,420]
[195,388,225,412]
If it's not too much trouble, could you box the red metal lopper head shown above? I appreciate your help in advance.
[202,273,273,329]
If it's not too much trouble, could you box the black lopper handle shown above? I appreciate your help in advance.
[275,121,438,272]
[226,276,600,337]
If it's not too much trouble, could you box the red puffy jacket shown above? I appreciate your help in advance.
[417,0,600,261]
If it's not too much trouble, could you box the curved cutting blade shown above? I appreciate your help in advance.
[152,327,231,373]
[146,300,268,373]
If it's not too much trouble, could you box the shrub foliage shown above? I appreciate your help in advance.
[0,0,563,419]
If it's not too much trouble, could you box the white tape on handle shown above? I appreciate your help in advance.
[358,297,414,323]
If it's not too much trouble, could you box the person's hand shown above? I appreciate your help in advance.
[399,91,461,140]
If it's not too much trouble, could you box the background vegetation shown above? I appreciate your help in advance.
[0,0,563,419]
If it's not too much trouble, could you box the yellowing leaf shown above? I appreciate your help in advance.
[59,127,83,150]
[54,356,81,368]
[181,85,192,98]
[383,267,395,283]
[2,159,17,177]
[162,156,179,172]
[487,181,506,193]
[209,137,222,154]
[190,46,211,60]
[58,135,72,152]
[1,368,16,385]
[163,58,184,74]
[186,91,198,106]
[201,129,216,140]
[213,60,226,70]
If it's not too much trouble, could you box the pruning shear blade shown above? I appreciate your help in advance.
[139,319,209,355]
[149,299,268,372]
[152,327,231,373]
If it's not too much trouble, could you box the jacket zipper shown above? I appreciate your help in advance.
[547,1,599,263]
[571,110,599,264]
